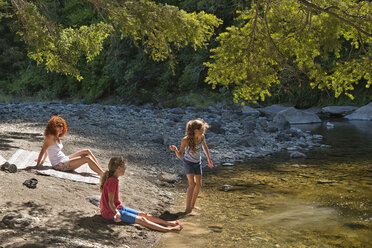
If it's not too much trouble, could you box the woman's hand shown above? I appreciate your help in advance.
[114,211,121,223]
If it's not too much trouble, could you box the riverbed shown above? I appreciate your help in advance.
[156,120,372,248]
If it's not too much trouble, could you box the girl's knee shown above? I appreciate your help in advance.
[188,182,196,188]
[138,212,146,217]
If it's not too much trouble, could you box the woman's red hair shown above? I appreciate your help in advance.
[44,116,67,137]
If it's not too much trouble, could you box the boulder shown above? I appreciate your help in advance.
[241,106,260,117]
[322,106,358,117]
[269,114,290,131]
[258,104,289,120]
[274,107,321,124]
[290,151,307,159]
[345,102,372,121]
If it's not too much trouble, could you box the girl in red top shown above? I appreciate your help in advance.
[100,157,183,232]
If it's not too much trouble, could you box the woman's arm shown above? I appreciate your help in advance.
[169,137,187,159]
[108,192,121,222]
[35,135,53,167]
[202,135,213,168]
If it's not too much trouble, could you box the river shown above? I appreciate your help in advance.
[156,120,372,248]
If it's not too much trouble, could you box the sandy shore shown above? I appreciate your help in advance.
[0,120,177,248]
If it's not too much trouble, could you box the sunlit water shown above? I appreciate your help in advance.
[156,120,372,248]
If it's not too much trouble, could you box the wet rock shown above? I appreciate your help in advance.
[290,151,306,159]
[222,162,234,167]
[322,106,358,117]
[274,107,321,124]
[157,172,178,183]
[326,122,334,129]
[208,224,223,232]
[259,104,289,120]
[317,180,335,184]
[344,222,369,229]
[2,213,39,229]
[221,184,233,192]
[345,102,372,120]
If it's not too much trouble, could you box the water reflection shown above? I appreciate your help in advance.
[156,120,372,248]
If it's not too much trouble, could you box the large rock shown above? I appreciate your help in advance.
[258,104,289,120]
[345,102,372,121]
[2,213,39,229]
[274,107,321,124]
[241,106,260,117]
[322,106,358,117]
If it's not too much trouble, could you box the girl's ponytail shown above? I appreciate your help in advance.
[99,157,126,192]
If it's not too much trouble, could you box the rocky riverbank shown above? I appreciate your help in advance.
[0,101,370,248]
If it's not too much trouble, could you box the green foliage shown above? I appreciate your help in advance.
[91,0,222,66]
[205,0,372,103]
[1,0,371,108]
[14,1,112,81]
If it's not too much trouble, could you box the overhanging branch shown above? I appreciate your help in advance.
[298,0,372,37]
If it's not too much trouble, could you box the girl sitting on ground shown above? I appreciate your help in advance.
[100,156,183,232]
[33,115,104,176]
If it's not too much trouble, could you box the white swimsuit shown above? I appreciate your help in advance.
[46,138,69,166]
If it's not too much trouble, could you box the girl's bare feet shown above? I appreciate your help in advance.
[168,220,180,226]
[185,210,200,216]
[193,206,202,211]
[170,224,184,233]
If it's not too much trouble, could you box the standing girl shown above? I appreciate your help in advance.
[169,119,213,214]
[33,115,104,176]
[100,156,183,232]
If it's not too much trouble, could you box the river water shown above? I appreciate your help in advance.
[156,120,372,248]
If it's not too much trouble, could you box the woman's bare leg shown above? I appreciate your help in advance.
[69,149,100,166]
[68,156,104,176]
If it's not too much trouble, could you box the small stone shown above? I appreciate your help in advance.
[157,172,178,183]
[222,162,234,167]
[86,195,101,207]
[317,180,334,184]
[221,184,233,192]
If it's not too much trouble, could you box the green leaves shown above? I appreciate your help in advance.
[10,0,221,80]
[205,0,372,102]
[14,2,112,81]
[90,0,221,65]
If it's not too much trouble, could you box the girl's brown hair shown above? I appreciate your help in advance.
[99,156,126,192]
[44,116,67,137]
[185,119,209,153]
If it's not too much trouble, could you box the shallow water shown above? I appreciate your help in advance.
[157,120,372,248]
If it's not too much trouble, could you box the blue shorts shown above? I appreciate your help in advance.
[183,158,202,175]
[113,206,139,224]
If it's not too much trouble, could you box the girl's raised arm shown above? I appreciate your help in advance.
[169,137,187,159]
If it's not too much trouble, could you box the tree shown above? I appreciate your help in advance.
[2,0,221,80]
[205,0,372,103]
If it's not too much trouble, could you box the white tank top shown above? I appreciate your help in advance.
[47,138,69,166]
[184,139,203,163]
